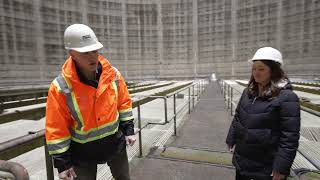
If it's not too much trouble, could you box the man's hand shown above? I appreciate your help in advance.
[59,167,77,180]
[271,171,285,180]
[125,135,136,146]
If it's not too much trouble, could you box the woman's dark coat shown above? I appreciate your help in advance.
[226,82,300,176]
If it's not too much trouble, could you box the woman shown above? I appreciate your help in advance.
[226,47,300,180]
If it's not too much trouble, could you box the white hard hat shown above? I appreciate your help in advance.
[248,47,283,65]
[64,24,103,53]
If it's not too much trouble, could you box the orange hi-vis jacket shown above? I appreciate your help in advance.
[45,55,134,155]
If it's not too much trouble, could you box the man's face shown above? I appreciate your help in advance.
[69,50,99,72]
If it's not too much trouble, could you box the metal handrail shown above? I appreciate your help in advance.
[0,160,29,180]
[133,80,207,156]
[219,80,243,116]
[0,79,208,179]
[0,130,45,160]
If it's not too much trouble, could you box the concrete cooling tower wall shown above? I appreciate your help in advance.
[0,0,319,85]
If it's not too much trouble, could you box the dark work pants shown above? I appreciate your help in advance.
[236,171,273,180]
[73,146,130,180]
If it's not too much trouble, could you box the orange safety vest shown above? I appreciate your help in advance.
[45,55,133,155]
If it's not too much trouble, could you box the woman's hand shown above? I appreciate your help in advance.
[228,144,236,153]
[272,171,285,180]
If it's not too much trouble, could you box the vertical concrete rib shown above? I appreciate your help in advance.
[10,4,18,64]
[299,0,305,61]
[230,0,237,79]
[192,0,198,78]
[0,15,9,64]
[121,0,129,78]
[138,3,143,79]
[80,0,88,24]
[33,0,45,82]
[157,1,163,78]
[276,0,282,49]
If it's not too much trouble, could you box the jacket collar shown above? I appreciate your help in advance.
[62,54,116,84]
[248,79,291,99]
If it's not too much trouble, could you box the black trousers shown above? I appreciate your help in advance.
[73,146,130,180]
[236,171,288,180]
[236,171,272,180]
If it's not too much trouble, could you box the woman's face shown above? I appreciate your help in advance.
[252,60,271,86]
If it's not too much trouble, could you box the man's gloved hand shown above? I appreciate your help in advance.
[59,167,77,180]
[125,135,136,146]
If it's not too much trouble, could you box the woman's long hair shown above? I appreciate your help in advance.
[248,60,288,97]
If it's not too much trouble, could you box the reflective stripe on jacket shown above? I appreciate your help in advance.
[45,55,134,155]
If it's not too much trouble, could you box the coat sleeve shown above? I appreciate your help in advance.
[272,90,300,175]
[226,88,246,146]
[117,74,134,136]
[45,81,73,173]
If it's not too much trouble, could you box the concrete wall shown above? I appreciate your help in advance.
[0,0,319,85]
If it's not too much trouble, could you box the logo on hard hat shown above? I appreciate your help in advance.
[82,35,91,41]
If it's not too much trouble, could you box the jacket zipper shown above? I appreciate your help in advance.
[252,97,257,104]
[93,95,99,129]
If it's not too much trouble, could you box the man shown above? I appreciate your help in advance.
[45,24,136,180]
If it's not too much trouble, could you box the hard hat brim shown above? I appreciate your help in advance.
[68,42,103,53]
[248,58,283,65]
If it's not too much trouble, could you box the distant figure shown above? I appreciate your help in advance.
[226,47,300,180]
[45,24,136,180]
[210,73,217,82]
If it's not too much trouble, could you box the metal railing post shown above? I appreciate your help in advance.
[137,102,142,157]
[44,141,54,180]
[227,84,230,109]
[229,85,232,109]
[199,81,201,95]
[173,94,177,136]
[198,82,200,100]
[164,97,168,123]
[196,83,198,100]
[202,80,204,93]
[192,85,195,109]
[0,97,3,113]
[188,87,191,114]
[230,88,233,116]
[223,82,226,99]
